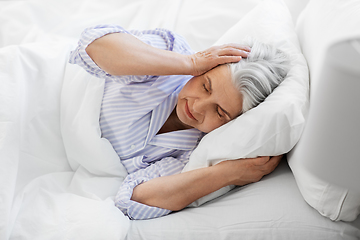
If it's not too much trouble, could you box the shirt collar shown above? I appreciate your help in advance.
[149,128,203,150]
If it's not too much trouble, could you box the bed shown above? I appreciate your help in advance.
[1,0,360,239]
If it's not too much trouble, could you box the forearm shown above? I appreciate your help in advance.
[86,33,192,76]
[131,162,231,211]
[131,155,283,212]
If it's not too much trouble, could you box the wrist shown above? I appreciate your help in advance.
[212,161,236,187]
[181,54,196,76]
[215,160,248,186]
[152,51,194,76]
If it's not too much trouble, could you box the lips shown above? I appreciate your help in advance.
[185,100,196,120]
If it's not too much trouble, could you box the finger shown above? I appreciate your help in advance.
[255,156,270,166]
[218,47,250,58]
[270,155,283,164]
[217,55,242,65]
[263,155,283,174]
[221,44,251,52]
[239,156,269,167]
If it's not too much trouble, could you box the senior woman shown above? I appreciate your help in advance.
[69,25,290,220]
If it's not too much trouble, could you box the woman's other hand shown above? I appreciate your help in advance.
[217,155,283,186]
[187,44,251,76]
[130,155,282,212]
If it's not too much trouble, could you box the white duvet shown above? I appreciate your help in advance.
[0,40,130,239]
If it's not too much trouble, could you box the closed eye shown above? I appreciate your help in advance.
[218,106,231,120]
[216,107,223,118]
[203,84,209,93]
[204,76,212,93]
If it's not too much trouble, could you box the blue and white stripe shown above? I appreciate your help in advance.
[115,151,192,220]
[69,25,203,220]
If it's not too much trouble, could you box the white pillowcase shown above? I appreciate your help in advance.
[182,0,309,206]
[288,0,360,221]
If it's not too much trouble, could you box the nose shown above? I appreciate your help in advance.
[193,97,211,116]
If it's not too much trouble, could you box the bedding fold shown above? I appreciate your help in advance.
[0,41,130,240]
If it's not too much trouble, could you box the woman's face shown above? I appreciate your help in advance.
[177,65,243,133]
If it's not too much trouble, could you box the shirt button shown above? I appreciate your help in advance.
[131,144,136,150]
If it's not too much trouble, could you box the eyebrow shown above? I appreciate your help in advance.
[206,76,232,119]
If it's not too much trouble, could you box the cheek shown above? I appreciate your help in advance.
[180,77,198,95]
[201,116,224,133]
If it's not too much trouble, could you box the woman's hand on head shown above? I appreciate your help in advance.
[187,44,251,76]
[217,155,283,186]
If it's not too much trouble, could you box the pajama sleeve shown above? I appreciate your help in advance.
[115,152,191,220]
[68,25,130,80]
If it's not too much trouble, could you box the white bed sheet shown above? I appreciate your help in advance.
[1,0,359,240]
[128,160,360,240]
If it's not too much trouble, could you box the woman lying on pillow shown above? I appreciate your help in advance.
[69,25,290,220]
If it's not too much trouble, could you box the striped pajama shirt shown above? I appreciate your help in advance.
[69,25,203,220]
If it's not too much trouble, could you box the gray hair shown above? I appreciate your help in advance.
[229,40,291,114]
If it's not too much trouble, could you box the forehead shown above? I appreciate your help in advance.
[207,65,243,118]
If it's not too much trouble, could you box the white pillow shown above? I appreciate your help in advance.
[182,0,309,206]
[288,0,360,221]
